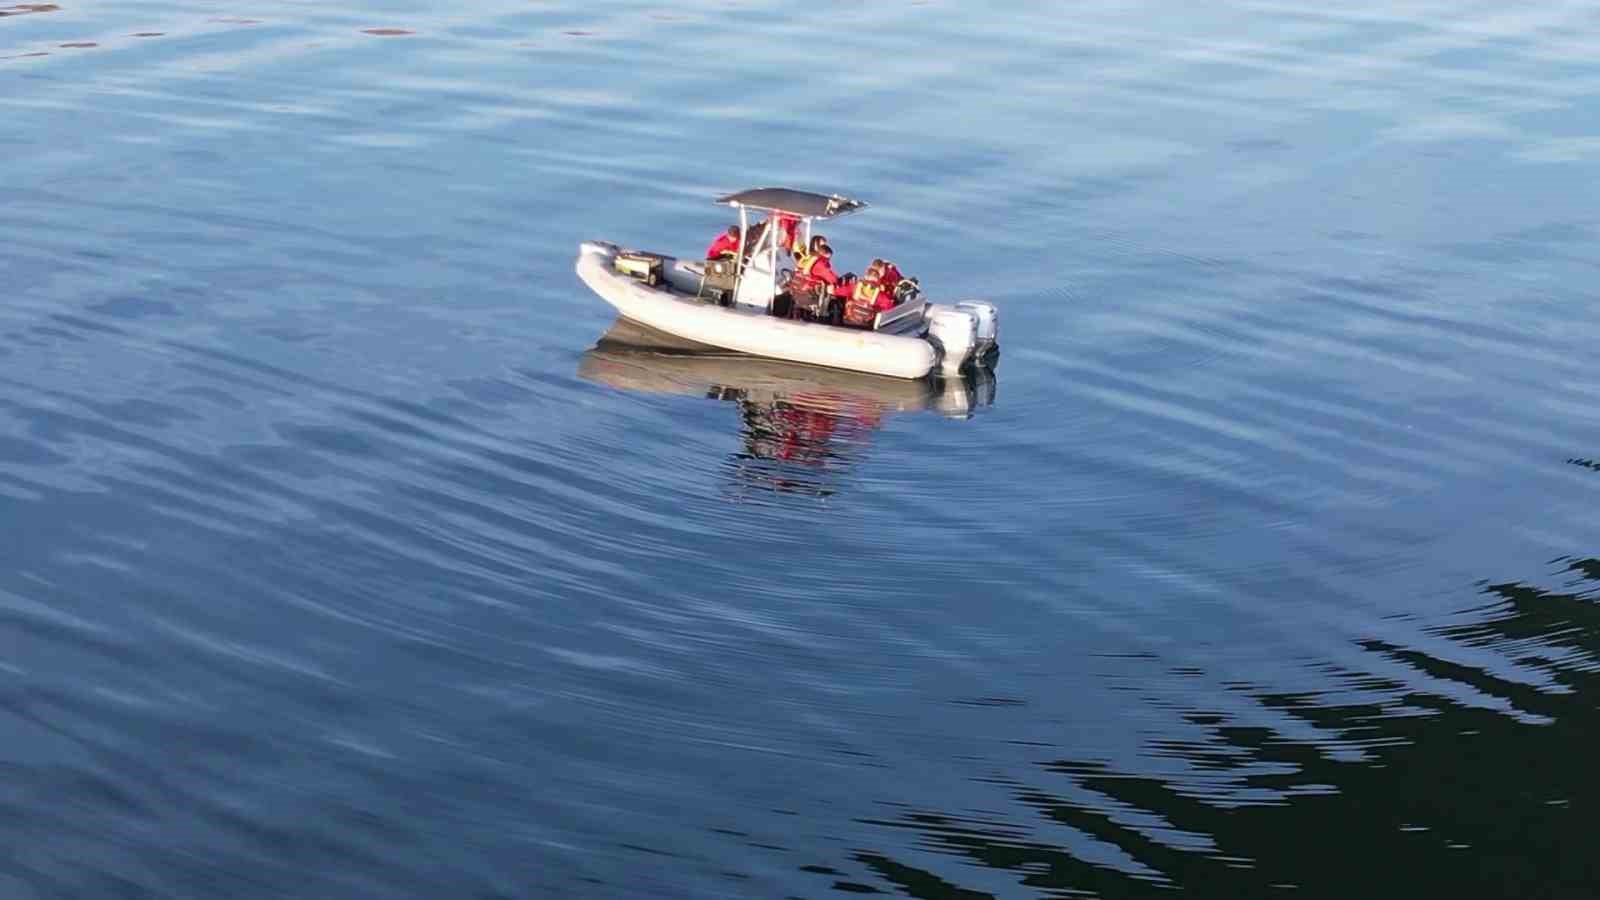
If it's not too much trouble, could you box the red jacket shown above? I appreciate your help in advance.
[878,263,904,291]
[843,279,896,326]
[778,215,801,253]
[706,232,740,259]
[797,253,840,288]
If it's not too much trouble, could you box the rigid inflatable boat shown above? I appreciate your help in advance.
[575,187,998,379]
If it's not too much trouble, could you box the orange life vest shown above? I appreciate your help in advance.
[844,280,884,327]
[791,252,822,291]
[787,253,825,297]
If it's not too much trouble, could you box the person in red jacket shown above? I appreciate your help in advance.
[876,258,905,293]
[705,225,741,260]
[842,262,897,327]
[786,235,846,320]
[793,235,841,289]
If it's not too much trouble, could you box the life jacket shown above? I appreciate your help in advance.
[791,252,821,290]
[843,280,884,327]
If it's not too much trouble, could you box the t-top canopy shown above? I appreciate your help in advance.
[715,187,867,220]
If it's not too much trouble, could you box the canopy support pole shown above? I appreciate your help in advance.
[734,205,749,286]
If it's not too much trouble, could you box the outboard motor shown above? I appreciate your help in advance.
[955,301,999,360]
[926,306,979,375]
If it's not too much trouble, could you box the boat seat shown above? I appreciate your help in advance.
[873,299,927,334]
[695,257,738,304]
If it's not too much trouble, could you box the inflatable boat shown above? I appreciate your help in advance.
[575,187,998,380]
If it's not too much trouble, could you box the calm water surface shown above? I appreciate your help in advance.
[4,2,1600,897]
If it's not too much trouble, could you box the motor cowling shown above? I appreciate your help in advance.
[926,306,979,374]
[954,301,999,359]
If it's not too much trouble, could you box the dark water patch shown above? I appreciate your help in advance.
[1226,137,1289,153]
[23,325,85,344]
[42,314,128,340]
[169,385,246,410]
[88,296,179,320]
[0,3,58,17]
[950,696,1027,708]
[256,326,322,343]
[840,559,1600,896]
[85,398,201,429]
[221,443,327,481]
[0,435,68,465]
[274,423,381,458]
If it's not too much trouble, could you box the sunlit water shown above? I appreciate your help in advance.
[4,2,1600,897]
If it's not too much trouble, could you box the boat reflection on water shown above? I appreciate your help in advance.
[578,319,996,497]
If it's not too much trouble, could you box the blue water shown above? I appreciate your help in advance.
[5,2,1600,896]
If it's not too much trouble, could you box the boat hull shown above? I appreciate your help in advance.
[576,241,938,379]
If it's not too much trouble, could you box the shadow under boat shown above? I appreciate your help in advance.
[578,319,998,497]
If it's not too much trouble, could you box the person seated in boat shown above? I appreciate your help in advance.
[874,258,905,293]
[783,235,844,320]
[874,257,921,303]
[842,261,897,328]
[705,225,741,260]
[794,235,842,290]
[798,235,841,287]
